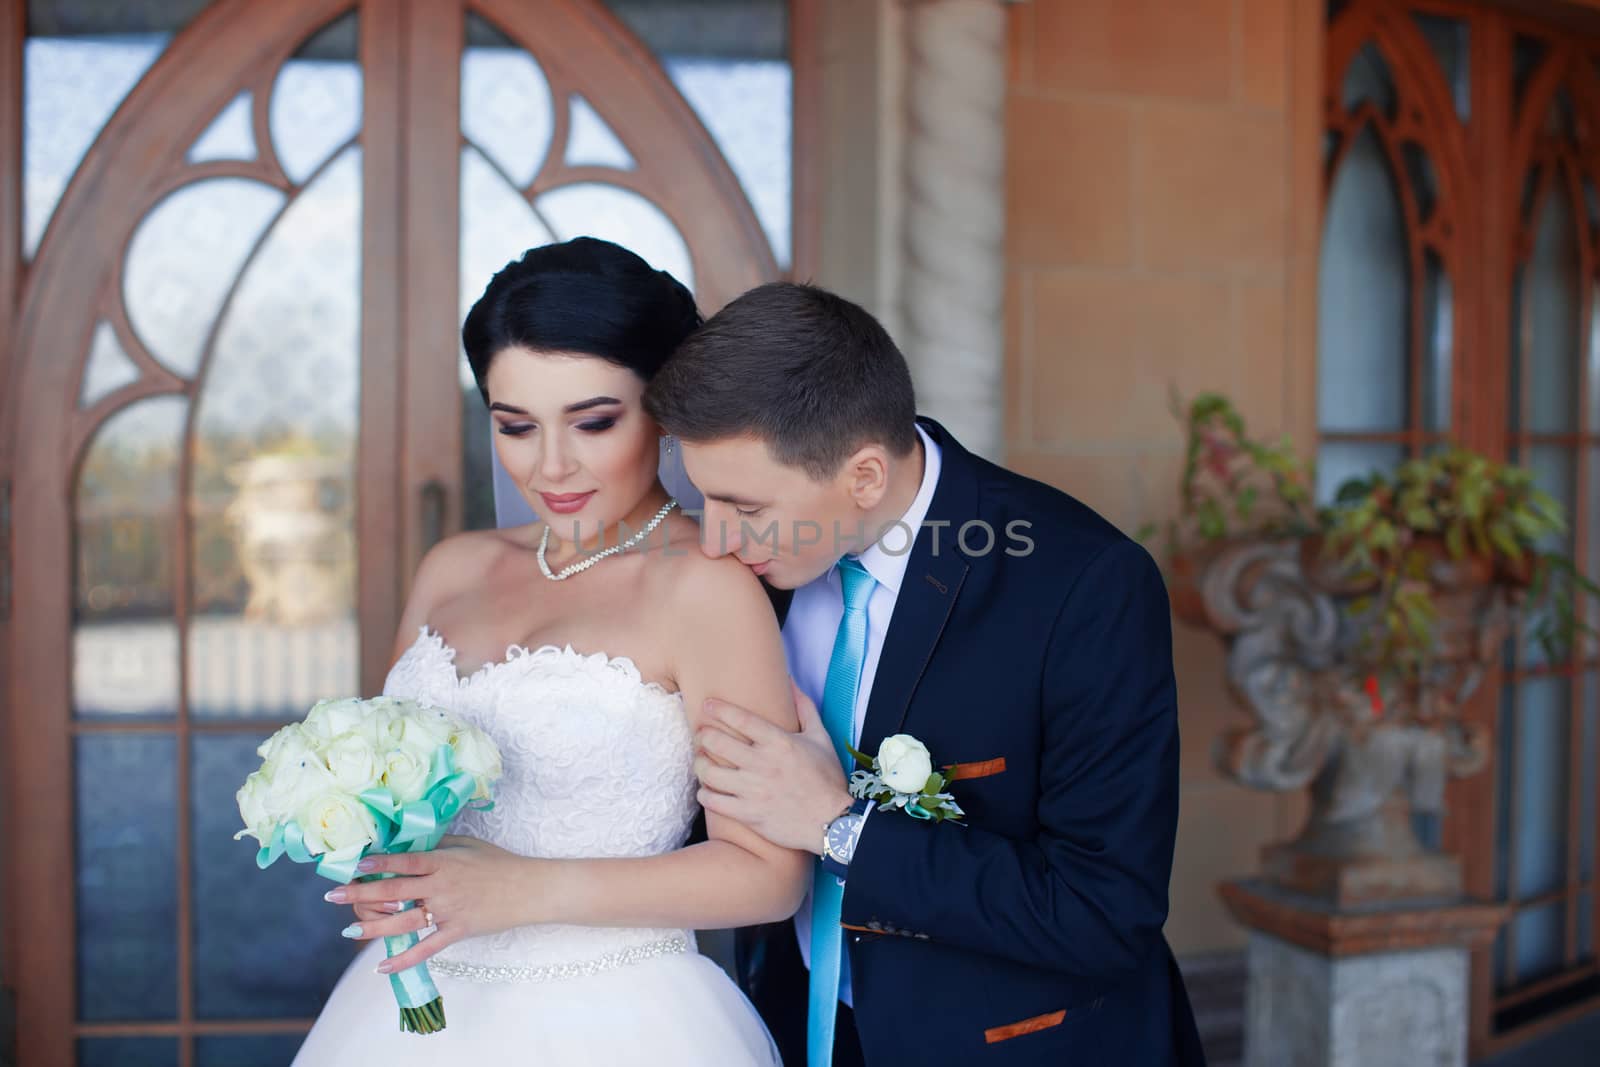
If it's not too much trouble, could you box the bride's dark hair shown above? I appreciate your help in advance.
[461,237,701,402]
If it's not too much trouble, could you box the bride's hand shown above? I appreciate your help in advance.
[325,835,542,973]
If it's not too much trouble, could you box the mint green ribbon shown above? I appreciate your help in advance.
[253,744,493,1018]
[255,744,489,879]
[365,874,436,1011]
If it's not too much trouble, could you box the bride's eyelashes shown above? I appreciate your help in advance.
[494,416,618,437]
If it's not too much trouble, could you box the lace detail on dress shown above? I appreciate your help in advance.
[381,627,699,977]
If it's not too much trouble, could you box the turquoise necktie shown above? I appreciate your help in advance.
[808,555,875,1067]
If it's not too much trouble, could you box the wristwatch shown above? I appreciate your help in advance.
[821,797,871,880]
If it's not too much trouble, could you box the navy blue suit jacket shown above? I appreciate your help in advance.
[741,418,1204,1065]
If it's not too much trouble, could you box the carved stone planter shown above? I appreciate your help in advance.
[1193,535,1517,905]
[1189,535,1519,1066]
[225,454,354,626]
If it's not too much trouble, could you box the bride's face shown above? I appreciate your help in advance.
[484,346,663,545]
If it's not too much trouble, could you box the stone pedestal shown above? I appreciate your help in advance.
[1220,879,1507,1067]
[1261,845,1464,907]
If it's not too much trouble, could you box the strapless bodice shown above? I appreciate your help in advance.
[380,627,699,980]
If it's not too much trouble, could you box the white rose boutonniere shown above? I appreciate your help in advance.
[846,733,965,823]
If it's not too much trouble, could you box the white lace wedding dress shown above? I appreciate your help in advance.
[293,628,780,1065]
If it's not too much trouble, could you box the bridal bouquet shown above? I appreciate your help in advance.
[234,696,502,1034]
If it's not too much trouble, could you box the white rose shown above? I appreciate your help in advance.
[257,722,317,771]
[323,731,382,793]
[233,771,277,843]
[876,734,935,794]
[267,750,339,817]
[296,791,378,856]
[359,703,405,751]
[381,747,432,804]
[302,698,370,744]
[396,706,456,761]
[449,724,503,801]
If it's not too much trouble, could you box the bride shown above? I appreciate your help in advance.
[292,238,804,1063]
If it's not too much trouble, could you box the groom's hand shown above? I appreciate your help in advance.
[694,680,854,854]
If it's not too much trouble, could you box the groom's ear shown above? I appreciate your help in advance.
[843,445,891,509]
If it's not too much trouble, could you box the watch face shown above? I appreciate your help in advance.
[827,813,863,862]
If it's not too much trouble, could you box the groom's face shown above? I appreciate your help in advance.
[680,436,869,589]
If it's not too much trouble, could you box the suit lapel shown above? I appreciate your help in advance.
[857,418,980,756]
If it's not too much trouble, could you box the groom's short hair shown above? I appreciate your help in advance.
[644,282,918,478]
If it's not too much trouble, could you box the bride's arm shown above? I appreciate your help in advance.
[535,555,813,925]
[336,555,812,968]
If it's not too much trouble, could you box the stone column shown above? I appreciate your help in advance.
[1221,880,1507,1067]
[898,0,1010,460]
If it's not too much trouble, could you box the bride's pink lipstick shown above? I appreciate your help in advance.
[539,491,596,515]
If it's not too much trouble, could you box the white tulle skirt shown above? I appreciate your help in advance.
[292,939,781,1065]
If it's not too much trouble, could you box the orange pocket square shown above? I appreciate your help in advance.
[984,1009,1065,1044]
[947,757,1006,781]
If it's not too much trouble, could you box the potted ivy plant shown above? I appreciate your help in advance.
[1143,392,1316,627]
[1150,392,1594,678]
[1150,393,1599,903]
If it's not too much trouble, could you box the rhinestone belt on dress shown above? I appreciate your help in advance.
[427,933,691,984]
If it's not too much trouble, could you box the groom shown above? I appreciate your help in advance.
[644,283,1205,1066]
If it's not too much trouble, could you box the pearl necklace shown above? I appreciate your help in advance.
[537,499,679,581]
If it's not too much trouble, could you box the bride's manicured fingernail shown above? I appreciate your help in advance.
[356,858,377,872]
[323,889,347,903]
[341,924,362,939]
[375,961,394,975]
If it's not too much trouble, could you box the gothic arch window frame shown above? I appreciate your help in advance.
[1321,1,1476,459]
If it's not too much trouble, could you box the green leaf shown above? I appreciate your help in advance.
[1470,520,1490,556]
[1335,477,1374,504]
[1403,505,1439,531]
[923,772,946,795]
[845,742,874,769]
[1368,520,1398,552]
[1488,523,1524,562]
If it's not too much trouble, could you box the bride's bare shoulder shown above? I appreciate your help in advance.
[406,526,536,610]
[652,538,776,629]
[422,525,534,573]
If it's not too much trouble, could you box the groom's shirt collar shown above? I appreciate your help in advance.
[849,423,941,596]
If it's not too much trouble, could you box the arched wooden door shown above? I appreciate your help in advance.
[2,1,778,1063]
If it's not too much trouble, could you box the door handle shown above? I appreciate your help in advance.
[419,479,446,555]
